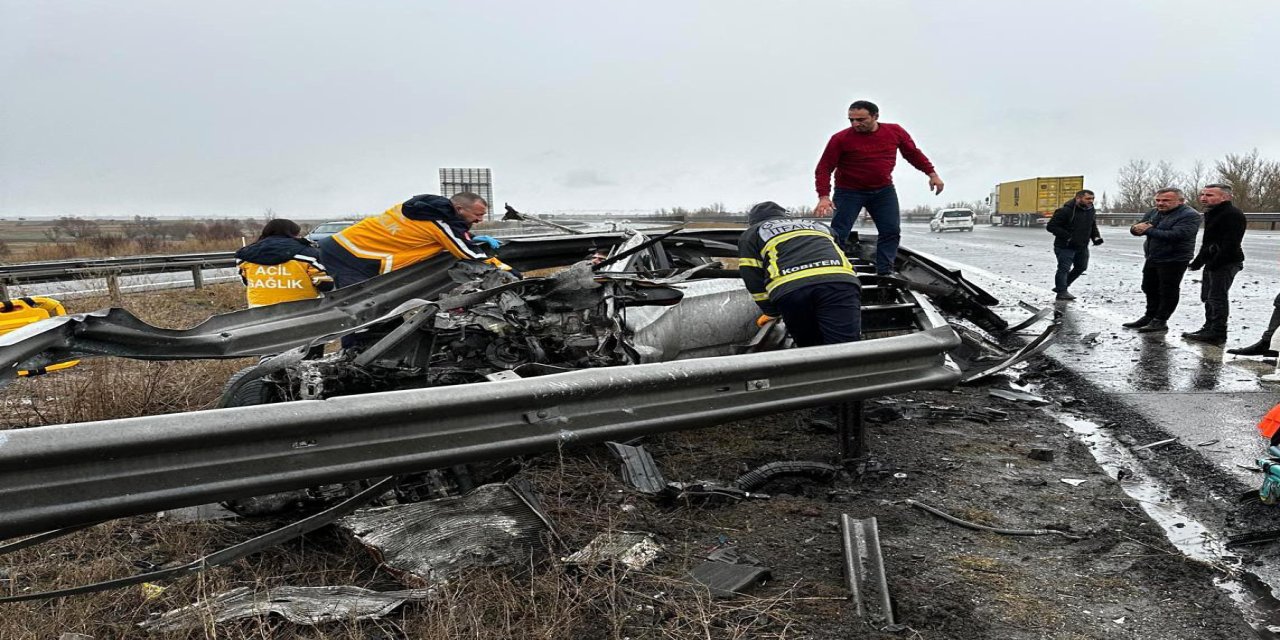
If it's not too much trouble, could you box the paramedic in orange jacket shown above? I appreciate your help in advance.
[317,192,513,289]
[236,218,334,307]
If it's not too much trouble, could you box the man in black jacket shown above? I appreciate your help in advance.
[738,201,862,346]
[1045,190,1103,301]
[1184,184,1246,344]
[1123,188,1202,333]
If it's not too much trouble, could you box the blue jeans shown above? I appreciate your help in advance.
[832,186,900,274]
[1053,245,1089,293]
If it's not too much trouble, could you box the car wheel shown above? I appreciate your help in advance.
[219,365,282,408]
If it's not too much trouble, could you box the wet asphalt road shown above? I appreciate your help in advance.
[892,221,1280,484]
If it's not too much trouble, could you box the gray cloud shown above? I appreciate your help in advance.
[558,170,615,189]
[1,0,1278,217]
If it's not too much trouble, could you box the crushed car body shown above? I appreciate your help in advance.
[0,226,1043,540]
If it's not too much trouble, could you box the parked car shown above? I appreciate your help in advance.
[929,208,975,233]
[304,220,357,243]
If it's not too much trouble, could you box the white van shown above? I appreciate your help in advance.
[929,208,975,233]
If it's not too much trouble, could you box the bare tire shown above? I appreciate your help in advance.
[219,365,280,408]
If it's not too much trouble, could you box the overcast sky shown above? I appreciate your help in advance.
[3,1,1278,218]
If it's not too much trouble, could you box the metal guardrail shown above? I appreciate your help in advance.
[0,254,463,375]
[1095,212,1280,228]
[0,252,238,298]
[0,327,960,540]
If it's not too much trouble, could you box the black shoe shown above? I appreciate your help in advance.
[1228,339,1279,357]
[1056,291,1076,301]
[1182,325,1210,337]
[1122,316,1152,329]
[1183,331,1226,345]
[1136,319,1168,333]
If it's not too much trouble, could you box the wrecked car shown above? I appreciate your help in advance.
[0,225,1047,541]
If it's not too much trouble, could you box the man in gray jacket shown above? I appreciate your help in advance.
[1122,188,1202,333]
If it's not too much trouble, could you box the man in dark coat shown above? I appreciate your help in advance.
[1123,188,1202,333]
[1045,189,1103,301]
[1184,184,1246,344]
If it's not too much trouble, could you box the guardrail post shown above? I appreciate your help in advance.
[0,282,8,300]
[191,266,204,290]
[107,273,122,305]
[836,400,866,462]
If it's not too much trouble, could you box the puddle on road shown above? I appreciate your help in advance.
[1052,411,1280,638]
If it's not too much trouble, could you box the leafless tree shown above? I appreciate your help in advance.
[1115,159,1157,212]
[945,199,991,217]
[1184,160,1210,202]
[1215,149,1280,212]
[43,216,101,242]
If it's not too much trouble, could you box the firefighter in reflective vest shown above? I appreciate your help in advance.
[738,201,861,346]
[236,219,334,308]
[318,192,514,289]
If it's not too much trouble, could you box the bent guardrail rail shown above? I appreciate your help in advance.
[0,325,960,540]
[0,254,465,377]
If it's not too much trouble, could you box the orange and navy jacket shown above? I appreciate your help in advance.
[737,201,859,316]
[328,194,511,275]
[235,236,334,307]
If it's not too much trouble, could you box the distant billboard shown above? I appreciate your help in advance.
[439,168,493,207]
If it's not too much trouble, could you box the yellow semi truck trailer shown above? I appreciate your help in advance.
[988,175,1085,226]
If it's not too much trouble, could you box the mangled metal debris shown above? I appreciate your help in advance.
[953,322,1061,384]
[563,531,663,570]
[606,442,668,494]
[1004,302,1053,335]
[140,585,435,632]
[840,514,894,626]
[988,388,1050,406]
[1132,437,1178,451]
[338,482,555,586]
[0,224,1038,541]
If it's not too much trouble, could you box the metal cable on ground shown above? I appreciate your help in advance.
[901,499,1085,540]
[0,477,396,603]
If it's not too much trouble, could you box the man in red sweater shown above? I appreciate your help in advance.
[814,100,944,275]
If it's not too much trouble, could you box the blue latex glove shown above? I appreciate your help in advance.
[1260,459,1280,505]
[472,235,501,249]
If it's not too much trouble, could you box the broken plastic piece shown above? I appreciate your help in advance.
[706,546,764,566]
[1027,448,1055,462]
[564,531,662,570]
[688,560,771,597]
[1060,478,1087,487]
[140,585,435,631]
[605,442,667,494]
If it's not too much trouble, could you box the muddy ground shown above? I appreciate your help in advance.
[613,372,1254,639]
[4,365,1259,639]
[0,281,1264,638]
